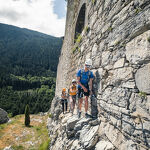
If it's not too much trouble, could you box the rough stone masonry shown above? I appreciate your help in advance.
[48,0,150,149]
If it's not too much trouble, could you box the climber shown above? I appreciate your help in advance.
[61,88,68,114]
[76,59,94,118]
[69,79,77,115]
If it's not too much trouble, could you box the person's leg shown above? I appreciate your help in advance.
[85,96,89,113]
[78,98,83,111]
[72,96,76,114]
[62,101,64,114]
[70,96,73,113]
[65,100,68,112]
[77,88,83,118]
[84,87,90,117]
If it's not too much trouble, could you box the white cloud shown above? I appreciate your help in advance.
[0,0,66,37]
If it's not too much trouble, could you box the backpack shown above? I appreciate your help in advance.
[80,69,91,82]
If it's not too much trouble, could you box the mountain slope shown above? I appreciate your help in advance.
[0,23,62,76]
[0,23,63,116]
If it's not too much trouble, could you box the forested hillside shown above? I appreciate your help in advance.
[0,23,62,116]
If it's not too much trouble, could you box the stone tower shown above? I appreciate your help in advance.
[51,0,150,149]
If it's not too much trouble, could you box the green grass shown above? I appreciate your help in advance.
[72,45,78,54]
[84,26,90,33]
[0,123,7,130]
[92,0,96,5]
[0,119,17,137]
[147,37,150,43]
[75,34,82,44]
[0,114,49,150]
[8,113,13,118]
[108,26,113,32]
[114,40,120,46]
[33,122,49,138]
[12,145,24,150]
[39,139,50,150]
[139,91,147,99]
[22,134,33,142]
[14,115,22,119]
[48,113,53,118]
[78,47,81,52]
[135,7,142,14]
[0,123,7,137]
[121,43,126,47]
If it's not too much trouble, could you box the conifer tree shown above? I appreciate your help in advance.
[25,104,30,126]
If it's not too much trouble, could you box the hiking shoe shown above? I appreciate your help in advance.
[78,111,81,118]
[85,113,91,118]
[71,111,73,116]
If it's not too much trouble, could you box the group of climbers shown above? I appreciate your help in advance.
[61,59,94,118]
[61,79,77,114]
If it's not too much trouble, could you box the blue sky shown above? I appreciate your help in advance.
[54,0,66,19]
[0,0,67,37]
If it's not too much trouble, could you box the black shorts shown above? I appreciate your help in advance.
[61,99,67,103]
[78,87,90,98]
[71,95,76,100]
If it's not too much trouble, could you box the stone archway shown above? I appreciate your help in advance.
[74,3,86,42]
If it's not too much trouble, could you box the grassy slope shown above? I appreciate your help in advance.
[0,114,49,150]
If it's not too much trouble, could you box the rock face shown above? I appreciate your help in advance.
[49,0,150,149]
[47,112,101,150]
[0,108,9,124]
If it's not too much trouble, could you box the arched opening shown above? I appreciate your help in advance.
[74,3,86,43]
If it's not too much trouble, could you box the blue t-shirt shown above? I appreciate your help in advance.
[76,69,94,88]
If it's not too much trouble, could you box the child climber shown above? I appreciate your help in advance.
[69,79,77,115]
[61,88,68,114]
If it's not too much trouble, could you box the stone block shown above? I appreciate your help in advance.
[121,80,136,89]
[92,43,98,58]
[135,63,150,94]
[89,11,98,28]
[101,51,112,66]
[74,117,91,131]
[67,116,79,131]
[114,58,125,69]
[89,119,100,126]
[110,67,133,83]
[101,87,131,108]
[125,30,150,65]
[95,140,114,150]
[67,130,75,139]
[80,125,99,149]
[120,140,139,150]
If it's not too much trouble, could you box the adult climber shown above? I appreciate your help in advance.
[76,59,94,118]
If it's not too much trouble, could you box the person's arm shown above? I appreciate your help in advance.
[61,94,64,99]
[77,76,88,92]
[69,86,72,93]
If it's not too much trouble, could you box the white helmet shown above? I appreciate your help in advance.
[85,59,92,66]
[72,79,76,83]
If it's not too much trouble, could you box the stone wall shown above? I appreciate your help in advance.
[51,0,150,149]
